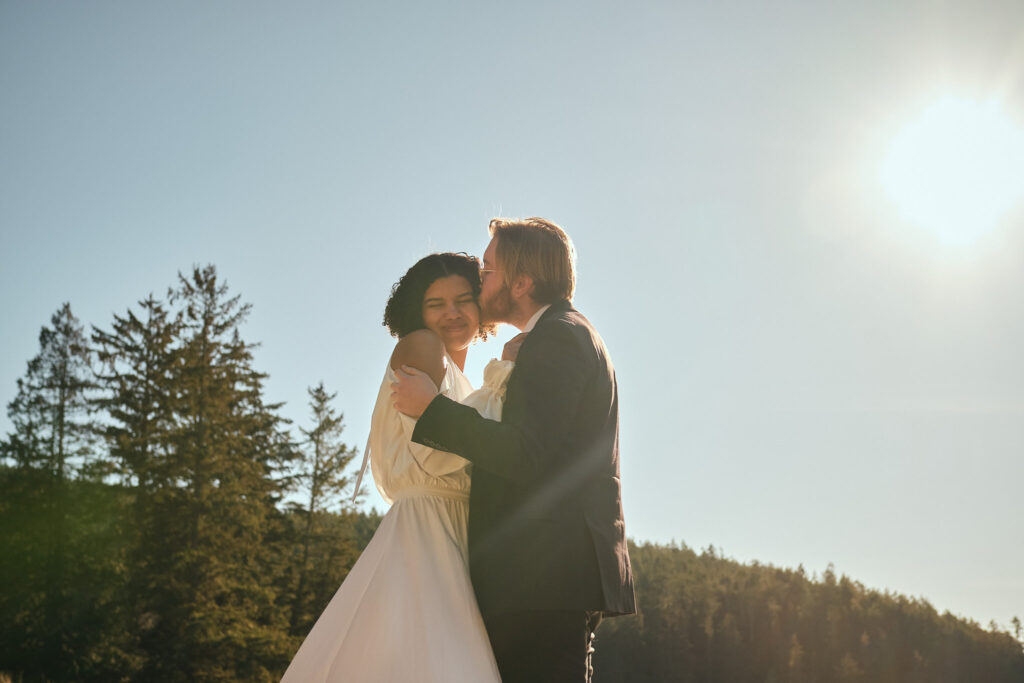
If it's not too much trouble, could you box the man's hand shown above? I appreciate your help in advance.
[502,332,528,361]
[391,365,439,418]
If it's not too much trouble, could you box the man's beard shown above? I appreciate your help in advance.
[480,283,516,324]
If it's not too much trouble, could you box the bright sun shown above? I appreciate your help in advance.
[879,96,1024,247]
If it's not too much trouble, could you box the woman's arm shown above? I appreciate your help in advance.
[389,328,446,389]
[389,328,469,477]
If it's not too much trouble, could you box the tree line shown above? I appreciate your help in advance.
[2,265,1022,682]
[594,542,1023,682]
[1,266,374,682]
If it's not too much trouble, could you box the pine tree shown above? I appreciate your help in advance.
[92,294,181,488]
[91,293,184,679]
[132,265,293,681]
[3,303,97,476]
[285,382,359,636]
[0,303,105,680]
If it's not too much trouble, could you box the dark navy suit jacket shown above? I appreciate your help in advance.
[412,300,636,617]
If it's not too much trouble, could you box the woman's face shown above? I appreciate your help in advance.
[421,274,480,352]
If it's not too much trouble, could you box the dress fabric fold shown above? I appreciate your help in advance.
[280,356,508,683]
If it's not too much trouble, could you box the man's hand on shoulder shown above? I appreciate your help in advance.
[391,365,439,418]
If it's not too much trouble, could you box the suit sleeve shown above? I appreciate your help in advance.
[411,321,589,484]
[397,411,470,477]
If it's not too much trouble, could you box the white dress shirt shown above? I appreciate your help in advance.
[521,304,552,333]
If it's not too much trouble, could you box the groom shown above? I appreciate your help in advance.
[393,217,635,681]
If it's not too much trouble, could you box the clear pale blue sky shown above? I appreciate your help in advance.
[2,1,1022,630]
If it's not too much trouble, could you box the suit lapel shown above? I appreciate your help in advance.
[514,299,571,360]
[502,300,573,419]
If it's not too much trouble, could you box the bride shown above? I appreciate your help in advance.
[280,252,510,682]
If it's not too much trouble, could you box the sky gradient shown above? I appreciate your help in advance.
[2,1,1023,630]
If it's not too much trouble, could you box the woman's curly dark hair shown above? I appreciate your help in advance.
[383,252,493,339]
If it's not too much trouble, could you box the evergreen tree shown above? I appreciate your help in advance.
[296,382,359,517]
[127,266,293,682]
[0,468,138,682]
[0,303,111,680]
[91,293,185,679]
[284,382,359,636]
[92,294,181,488]
[3,303,97,476]
[593,541,1024,683]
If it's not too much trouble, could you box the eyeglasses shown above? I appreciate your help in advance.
[479,269,497,277]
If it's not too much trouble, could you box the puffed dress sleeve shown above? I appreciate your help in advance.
[460,359,515,421]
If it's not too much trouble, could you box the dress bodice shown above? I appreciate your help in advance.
[355,357,515,506]
[365,355,475,504]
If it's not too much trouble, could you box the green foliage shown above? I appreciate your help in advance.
[280,382,361,637]
[0,469,137,682]
[92,293,180,488]
[291,382,360,517]
[112,266,296,682]
[0,267,372,682]
[594,541,1024,682]
[0,470,380,683]
[0,303,113,681]
[3,302,97,478]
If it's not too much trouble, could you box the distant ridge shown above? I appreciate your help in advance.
[593,540,1024,682]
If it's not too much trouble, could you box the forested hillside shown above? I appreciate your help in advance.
[594,542,1024,682]
[2,267,1021,682]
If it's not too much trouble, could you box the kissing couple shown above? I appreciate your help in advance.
[281,217,635,682]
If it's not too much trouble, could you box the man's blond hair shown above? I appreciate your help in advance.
[488,217,576,304]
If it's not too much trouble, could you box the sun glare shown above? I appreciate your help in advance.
[879,96,1024,247]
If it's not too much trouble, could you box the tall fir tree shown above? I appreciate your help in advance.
[284,382,359,636]
[92,294,181,488]
[0,303,116,681]
[132,265,293,682]
[3,302,97,476]
[92,293,184,679]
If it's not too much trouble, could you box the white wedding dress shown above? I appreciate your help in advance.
[280,356,513,683]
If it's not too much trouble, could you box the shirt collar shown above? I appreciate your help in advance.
[522,304,552,333]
